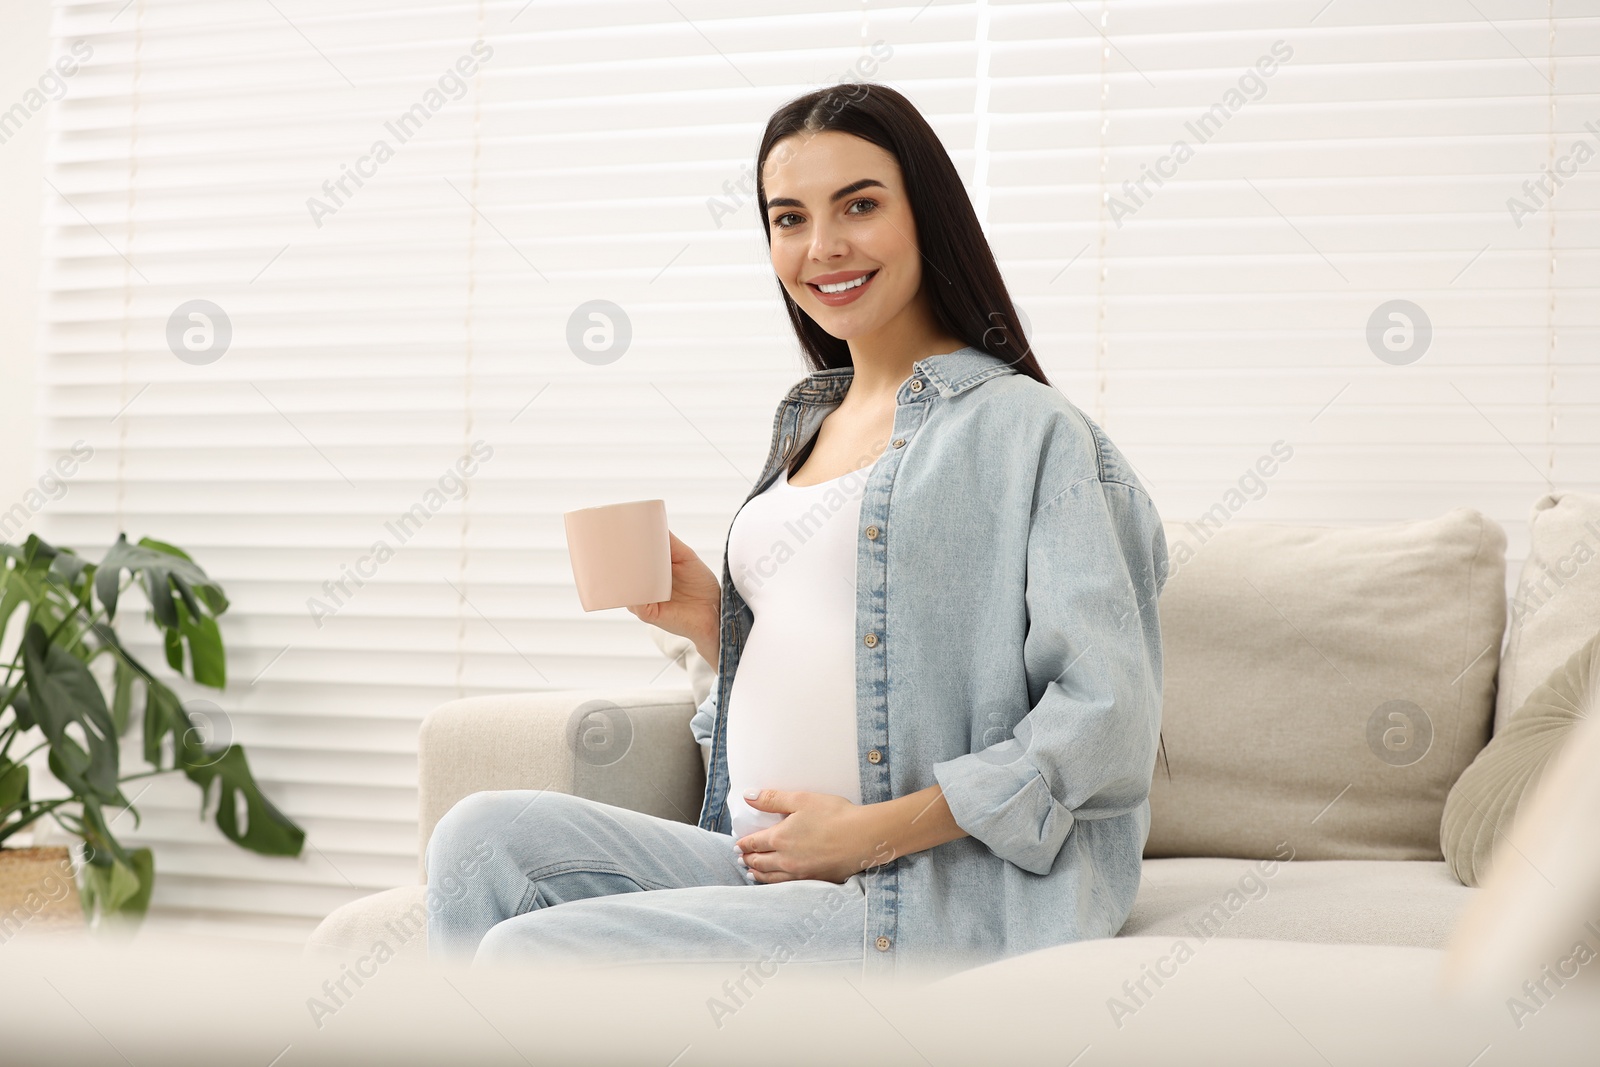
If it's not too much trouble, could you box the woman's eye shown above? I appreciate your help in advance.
[773,200,876,230]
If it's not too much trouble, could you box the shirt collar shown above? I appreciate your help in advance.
[912,345,1020,398]
[789,345,1018,403]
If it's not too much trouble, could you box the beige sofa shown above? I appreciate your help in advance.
[306,492,1600,984]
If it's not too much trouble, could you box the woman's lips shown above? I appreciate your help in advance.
[806,269,879,307]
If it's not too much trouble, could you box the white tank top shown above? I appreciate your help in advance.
[723,457,874,840]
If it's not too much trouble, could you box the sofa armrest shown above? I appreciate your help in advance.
[416,687,705,882]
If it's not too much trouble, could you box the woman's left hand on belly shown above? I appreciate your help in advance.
[735,789,893,884]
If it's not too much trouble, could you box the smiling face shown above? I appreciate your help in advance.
[762,130,931,344]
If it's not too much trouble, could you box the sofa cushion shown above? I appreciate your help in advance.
[303,857,1473,969]
[1120,857,1477,950]
[1442,628,1599,886]
[309,857,1470,966]
[309,856,1471,964]
[1147,508,1506,861]
[1494,490,1600,734]
[304,885,430,964]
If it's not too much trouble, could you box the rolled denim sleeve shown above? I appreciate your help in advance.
[932,476,1169,876]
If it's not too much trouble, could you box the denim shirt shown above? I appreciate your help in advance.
[689,345,1170,981]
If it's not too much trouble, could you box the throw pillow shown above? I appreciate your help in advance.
[1146,507,1506,862]
[1494,490,1600,734]
[1442,628,1599,887]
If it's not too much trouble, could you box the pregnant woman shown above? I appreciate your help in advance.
[426,83,1170,982]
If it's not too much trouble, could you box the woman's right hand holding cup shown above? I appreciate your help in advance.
[625,530,721,666]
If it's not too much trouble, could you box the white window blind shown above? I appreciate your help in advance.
[29,0,1596,942]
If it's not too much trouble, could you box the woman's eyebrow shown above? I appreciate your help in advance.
[763,178,887,212]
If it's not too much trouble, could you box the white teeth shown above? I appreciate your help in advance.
[817,272,873,294]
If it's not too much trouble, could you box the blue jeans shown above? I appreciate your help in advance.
[424,790,868,973]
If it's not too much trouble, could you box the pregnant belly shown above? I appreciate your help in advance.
[724,630,862,841]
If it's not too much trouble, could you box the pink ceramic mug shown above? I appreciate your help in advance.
[562,499,673,612]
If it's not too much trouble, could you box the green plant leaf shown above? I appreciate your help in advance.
[137,537,193,563]
[163,626,184,673]
[84,854,139,913]
[92,540,123,621]
[119,847,154,919]
[0,757,28,811]
[0,557,31,641]
[47,745,92,801]
[139,537,227,616]
[142,678,181,767]
[184,746,304,857]
[111,654,137,737]
[138,681,300,857]
[79,847,152,923]
[49,546,91,588]
[5,686,34,731]
[174,597,226,689]
[22,622,120,803]
[89,621,155,684]
[94,534,229,627]
[22,534,56,569]
[77,792,136,869]
[143,565,178,630]
[0,538,58,647]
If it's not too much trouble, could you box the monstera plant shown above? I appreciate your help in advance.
[0,533,304,927]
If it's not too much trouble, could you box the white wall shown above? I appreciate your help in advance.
[0,5,52,528]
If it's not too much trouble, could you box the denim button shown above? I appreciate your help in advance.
[780,433,792,457]
[867,749,882,764]
[863,633,878,648]
[909,379,923,392]
[875,935,891,951]
[892,439,905,448]
[865,525,879,540]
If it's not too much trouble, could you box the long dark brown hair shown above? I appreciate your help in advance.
[754,83,1049,386]
[752,82,1172,784]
